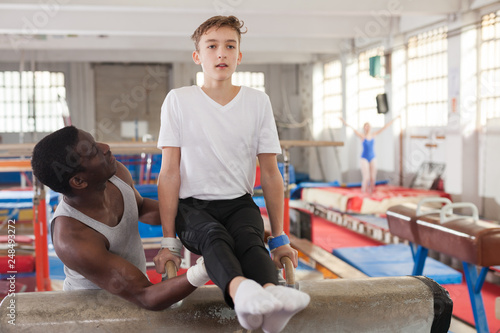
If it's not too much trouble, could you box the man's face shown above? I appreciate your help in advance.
[74,130,117,182]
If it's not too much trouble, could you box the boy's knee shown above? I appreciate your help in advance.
[233,227,266,257]
[203,223,234,247]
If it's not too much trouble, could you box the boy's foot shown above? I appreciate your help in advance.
[262,285,311,333]
[234,279,283,330]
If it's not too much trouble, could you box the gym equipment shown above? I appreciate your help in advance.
[0,275,451,332]
[387,198,500,333]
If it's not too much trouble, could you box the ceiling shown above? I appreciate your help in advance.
[0,0,495,64]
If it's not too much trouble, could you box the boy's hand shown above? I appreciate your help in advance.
[271,244,298,269]
[153,248,182,273]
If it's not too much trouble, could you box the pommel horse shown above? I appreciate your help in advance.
[0,257,452,332]
[387,198,500,333]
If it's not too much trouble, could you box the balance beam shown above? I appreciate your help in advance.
[387,200,500,267]
[387,199,500,333]
[0,277,451,332]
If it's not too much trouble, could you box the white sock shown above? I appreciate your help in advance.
[262,286,310,333]
[234,279,283,330]
[186,257,210,287]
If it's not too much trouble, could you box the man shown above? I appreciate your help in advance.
[31,126,208,310]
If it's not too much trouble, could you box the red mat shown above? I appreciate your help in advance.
[443,277,500,332]
[147,268,188,284]
[344,186,451,212]
[0,255,35,274]
[0,280,27,299]
[310,214,500,331]
[311,214,383,253]
[0,235,33,244]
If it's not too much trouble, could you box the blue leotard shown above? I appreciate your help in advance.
[361,138,375,162]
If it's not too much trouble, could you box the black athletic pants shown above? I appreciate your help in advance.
[175,193,279,307]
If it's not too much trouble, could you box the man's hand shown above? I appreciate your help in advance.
[271,244,298,269]
[153,248,182,273]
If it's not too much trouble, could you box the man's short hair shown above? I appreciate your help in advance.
[31,126,85,196]
[191,15,246,51]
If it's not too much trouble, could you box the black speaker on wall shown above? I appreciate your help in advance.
[376,93,389,114]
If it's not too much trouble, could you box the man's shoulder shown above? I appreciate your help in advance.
[52,214,98,244]
[113,162,134,187]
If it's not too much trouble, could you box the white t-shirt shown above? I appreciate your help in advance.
[157,85,281,200]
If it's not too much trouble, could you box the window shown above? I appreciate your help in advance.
[358,47,385,128]
[196,71,265,92]
[479,11,500,125]
[0,71,66,133]
[323,60,342,128]
[407,27,448,127]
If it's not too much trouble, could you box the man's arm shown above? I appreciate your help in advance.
[258,153,299,269]
[115,161,161,226]
[53,217,196,311]
[153,147,182,271]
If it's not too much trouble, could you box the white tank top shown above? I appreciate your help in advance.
[51,175,147,290]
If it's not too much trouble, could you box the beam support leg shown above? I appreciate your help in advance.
[463,262,489,333]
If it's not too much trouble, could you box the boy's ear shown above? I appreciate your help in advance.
[237,51,242,65]
[192,50,201,65]
[69,175,88,191]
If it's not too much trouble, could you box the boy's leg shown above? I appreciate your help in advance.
[176,203,282,330]
[222,198,279,286]
[177,196,308,332]
[175,199,243,305]
[221,195,310,333]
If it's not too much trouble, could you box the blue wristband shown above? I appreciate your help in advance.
[268,234,290,251]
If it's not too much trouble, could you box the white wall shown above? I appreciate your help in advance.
[481,118,500,218]
[67,63,95,134]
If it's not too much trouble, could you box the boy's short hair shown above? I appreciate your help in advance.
[191,15,246,51]
[31,125,85,196]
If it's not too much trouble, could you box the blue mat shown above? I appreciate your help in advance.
[135,184,158,200]
[297,260,317,271]
[134,185,163,238]
[49,255,66,281]
[0,190,60,205]
[253,196,266,208]
[333,244,462,284]
[138,222,163,238]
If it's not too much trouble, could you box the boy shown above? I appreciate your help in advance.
[154,15,310,332]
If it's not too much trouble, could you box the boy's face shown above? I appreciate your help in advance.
[192,26,242,84]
